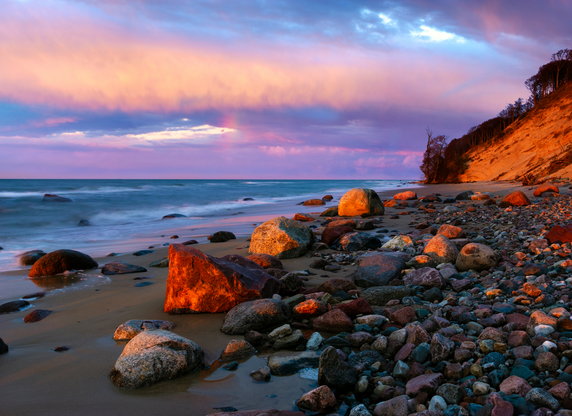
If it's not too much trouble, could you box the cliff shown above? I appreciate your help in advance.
[455,83,572,183]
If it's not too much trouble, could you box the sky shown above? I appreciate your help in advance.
[0,0,570,179]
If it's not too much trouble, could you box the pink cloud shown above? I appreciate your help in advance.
[0,3,526,116]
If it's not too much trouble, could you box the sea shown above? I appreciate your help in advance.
[0,179,416,272]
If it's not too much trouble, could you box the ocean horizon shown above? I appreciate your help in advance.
[0,178,417,272]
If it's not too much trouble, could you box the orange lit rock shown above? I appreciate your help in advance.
[321,225,353,246]
[164,244,280,313]
[437,224,464,239]
[249,217,313,259]
[545,224,572,244]
[338,188,384,217]
[393,191,417,200]
[293,213,314,222]
[293,299,326,316]
[501,191,531,206]
[302,199,325,206]
[522,283,542,298]
[533,184,559,196]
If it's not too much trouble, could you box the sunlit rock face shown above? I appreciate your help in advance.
[501,191,531,206]
[164,244,280,313]
[338,188,384,217]
[249,216,313,259]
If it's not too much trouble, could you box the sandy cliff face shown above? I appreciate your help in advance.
[458,84,572,182]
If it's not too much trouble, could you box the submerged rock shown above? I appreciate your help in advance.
[18,250,46,266]
[101,262,147,275]
[208,231,237,243]
[29,249,98,277]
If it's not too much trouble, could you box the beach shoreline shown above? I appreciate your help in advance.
[1,180,565,416]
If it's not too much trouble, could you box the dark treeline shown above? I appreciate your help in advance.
[423,49,572,183]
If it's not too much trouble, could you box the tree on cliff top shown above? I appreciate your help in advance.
[420,129,447,183]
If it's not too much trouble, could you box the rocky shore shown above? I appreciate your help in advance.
[1,181,571,416]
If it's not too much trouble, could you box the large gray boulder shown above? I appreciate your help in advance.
[456,243,498,271]
[110,330,203,388]
[352,252,408,287]
[221,298,291,335]
[338,188,384,217]
[249,217,313,259]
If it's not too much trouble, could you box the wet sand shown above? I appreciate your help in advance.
[0,181,528,416]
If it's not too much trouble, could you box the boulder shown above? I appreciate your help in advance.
[249,217,313,259]
[0,337,8,354]
[338,188,384,217]
[533,184,559,196]
[110,330,203,388]
[42,193,72,202]
[403,267,444,288]
[29,249,98,277]
[113,319,176,341]
[456,243,498,271]
[164,245,280,313]
[501,191,531,206]
[382,235,414,251]
[101,262,147,275]
[352,252,408,287]
[318,346,358,390]
[393,191,417,200]
[221,299,291,335]
[545,224,572,244]
[423,234,459,264]
[208,231,236,243]
[437,224,464,239]
[18,250,46,266]
[336,232,381,251]
[297,385,337,413]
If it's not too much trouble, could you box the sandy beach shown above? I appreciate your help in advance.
[0,180,564,416]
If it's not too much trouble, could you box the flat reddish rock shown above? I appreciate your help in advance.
[312,309,353,332]
[334,298,372,318]
[293,299,326,316]
[164,244,280,313]
[293,213,314,222]
[405,372,442,395]
[533,184,559,196]
[302,199,325,206]
[545,224,572,243]
[393,191,417,200]
[437,224,464,239]
[501,191,531,206]
[316,278,356,294]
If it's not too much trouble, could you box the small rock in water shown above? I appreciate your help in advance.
[23,309,52,323]
[134,281,153,287]
[208,231,236,243]
[133,250,153,256]
[18,250,46,266]
[54,346,70,352]
[101,262,147,275]
[249,366,271,382]
[0,300,30,314]
[222,361,239,371]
